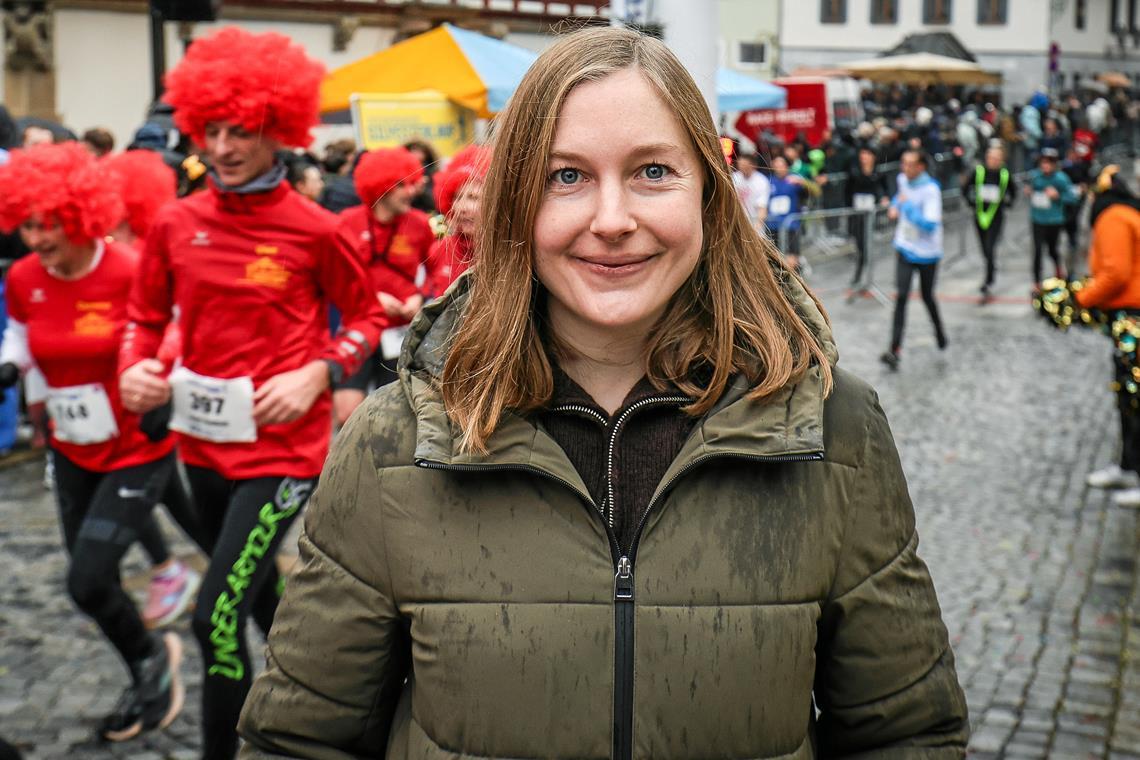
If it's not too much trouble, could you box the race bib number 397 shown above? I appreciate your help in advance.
[169,367,257,443]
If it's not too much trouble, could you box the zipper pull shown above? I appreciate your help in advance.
[614,556,634,601]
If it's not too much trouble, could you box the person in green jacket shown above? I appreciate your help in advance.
[238,27,969,760]
[1026,147,1077,285]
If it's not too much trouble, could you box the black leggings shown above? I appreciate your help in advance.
[137,463,209,564]
[186,466,313,760]
[1032,223,1064,284]
[52,450,176,668]
[891,253,945,353]
[975,216,1003,288]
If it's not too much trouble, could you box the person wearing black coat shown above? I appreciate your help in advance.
[845,146,890,286]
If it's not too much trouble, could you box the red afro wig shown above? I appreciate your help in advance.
[104,150,177,239]
[354,147,424,207]
[163,27,325,148]
[0,142,123,244]
[434,144,491,216]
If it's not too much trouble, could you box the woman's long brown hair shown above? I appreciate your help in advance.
[441,26,834,454]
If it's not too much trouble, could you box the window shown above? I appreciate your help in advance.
[977,0,1007,24]
[923,0,952,24]
[1075,0,1086,30]
[737,41,768,66]
[871,0,898,23]
[820,0,846,24]
[1112,0,1122,32]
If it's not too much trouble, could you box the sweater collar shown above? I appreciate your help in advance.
[400,276,830,490]
[207,163,292,213]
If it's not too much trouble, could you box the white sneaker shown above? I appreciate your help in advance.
[1114,486,1140,508]
[1087,464,1140,489]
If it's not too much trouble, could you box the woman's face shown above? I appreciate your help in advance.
[533,68,703,345]
[19,216,90,271]
[451,176,483,239]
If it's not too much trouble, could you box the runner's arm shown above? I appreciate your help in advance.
[120,219,174,371]
[317,228,386,380]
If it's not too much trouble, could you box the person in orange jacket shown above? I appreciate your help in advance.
[1078,165,1140,507]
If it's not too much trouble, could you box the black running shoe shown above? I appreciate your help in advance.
[101,632,184,742]
[879,351,900,371]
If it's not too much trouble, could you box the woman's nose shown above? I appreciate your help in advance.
[589,180,636,241]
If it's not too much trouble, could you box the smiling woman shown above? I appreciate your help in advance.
[239,26,970,760]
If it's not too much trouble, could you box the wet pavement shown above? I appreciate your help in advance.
[1,206,1136,759]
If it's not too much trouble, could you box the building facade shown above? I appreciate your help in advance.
[719,0,779,80]
[779,0,1140,104]
[1,0,600,148]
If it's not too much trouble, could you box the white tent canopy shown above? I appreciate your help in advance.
[840,52,1002,86]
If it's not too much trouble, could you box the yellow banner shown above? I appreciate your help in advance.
[351,90,475,158]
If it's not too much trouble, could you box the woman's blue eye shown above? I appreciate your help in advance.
[553,168,580,185]
[644,164,669,180]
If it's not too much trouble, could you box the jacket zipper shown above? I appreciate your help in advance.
[613,448,823,760]
[418,423,824,760]
[560,393,686,760]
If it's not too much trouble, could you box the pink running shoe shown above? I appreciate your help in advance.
[143,562,201,629]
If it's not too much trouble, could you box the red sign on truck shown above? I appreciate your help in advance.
[734,77,862,148]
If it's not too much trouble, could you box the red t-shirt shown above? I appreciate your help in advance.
[337,205,437,325]
[424,234,473,300]
[121,181,384,480]
[6,243,175,472]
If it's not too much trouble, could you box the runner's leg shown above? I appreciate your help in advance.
[891,253,915,353]
[190,475,314,760]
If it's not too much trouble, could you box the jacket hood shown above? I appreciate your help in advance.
[398,271,838,487]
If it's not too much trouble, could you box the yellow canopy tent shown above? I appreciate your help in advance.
[321,23,538,119]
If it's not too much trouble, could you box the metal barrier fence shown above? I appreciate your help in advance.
[775,167,1044,305]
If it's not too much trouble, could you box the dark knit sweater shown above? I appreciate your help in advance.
[538,369,698,554]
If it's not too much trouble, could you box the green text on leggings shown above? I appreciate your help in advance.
[207,486,304,680]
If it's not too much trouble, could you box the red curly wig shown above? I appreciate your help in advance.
[0,142,123,244]
[434,144,491,216]
[163,27,325,148]
[354,147,424,207]
[104,150,177,239]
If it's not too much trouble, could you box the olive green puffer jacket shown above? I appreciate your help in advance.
[239,277,969,759]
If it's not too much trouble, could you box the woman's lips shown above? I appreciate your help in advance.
[574,254,655,277]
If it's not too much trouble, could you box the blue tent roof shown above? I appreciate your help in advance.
[717,68,786,112]
[445,24,539,114]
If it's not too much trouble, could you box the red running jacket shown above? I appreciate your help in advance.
[424,234,473,300]
[121,180,384,480]
[336,205,436,326]
[6,242,176,472]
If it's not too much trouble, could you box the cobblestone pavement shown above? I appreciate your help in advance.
[1,209,1137,758]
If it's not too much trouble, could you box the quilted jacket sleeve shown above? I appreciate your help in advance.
[238,400,410,759]
[814,390,969,757]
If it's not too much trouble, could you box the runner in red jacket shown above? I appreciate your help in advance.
[332,146,436,424]
[104,147,205,629]
[116,27,384,760]
[424,143,491,299]
[0,142,185,743]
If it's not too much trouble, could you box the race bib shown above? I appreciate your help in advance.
[852,193,876,211]
[768,195,792,217]
[168,367,257,443]
[901,221,922,243]
[46,383,118,445]
[381,326,409,361]
[979,184,1001,203]
[1032,191,1052,209]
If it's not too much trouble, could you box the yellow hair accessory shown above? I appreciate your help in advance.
[182,154,207,182]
